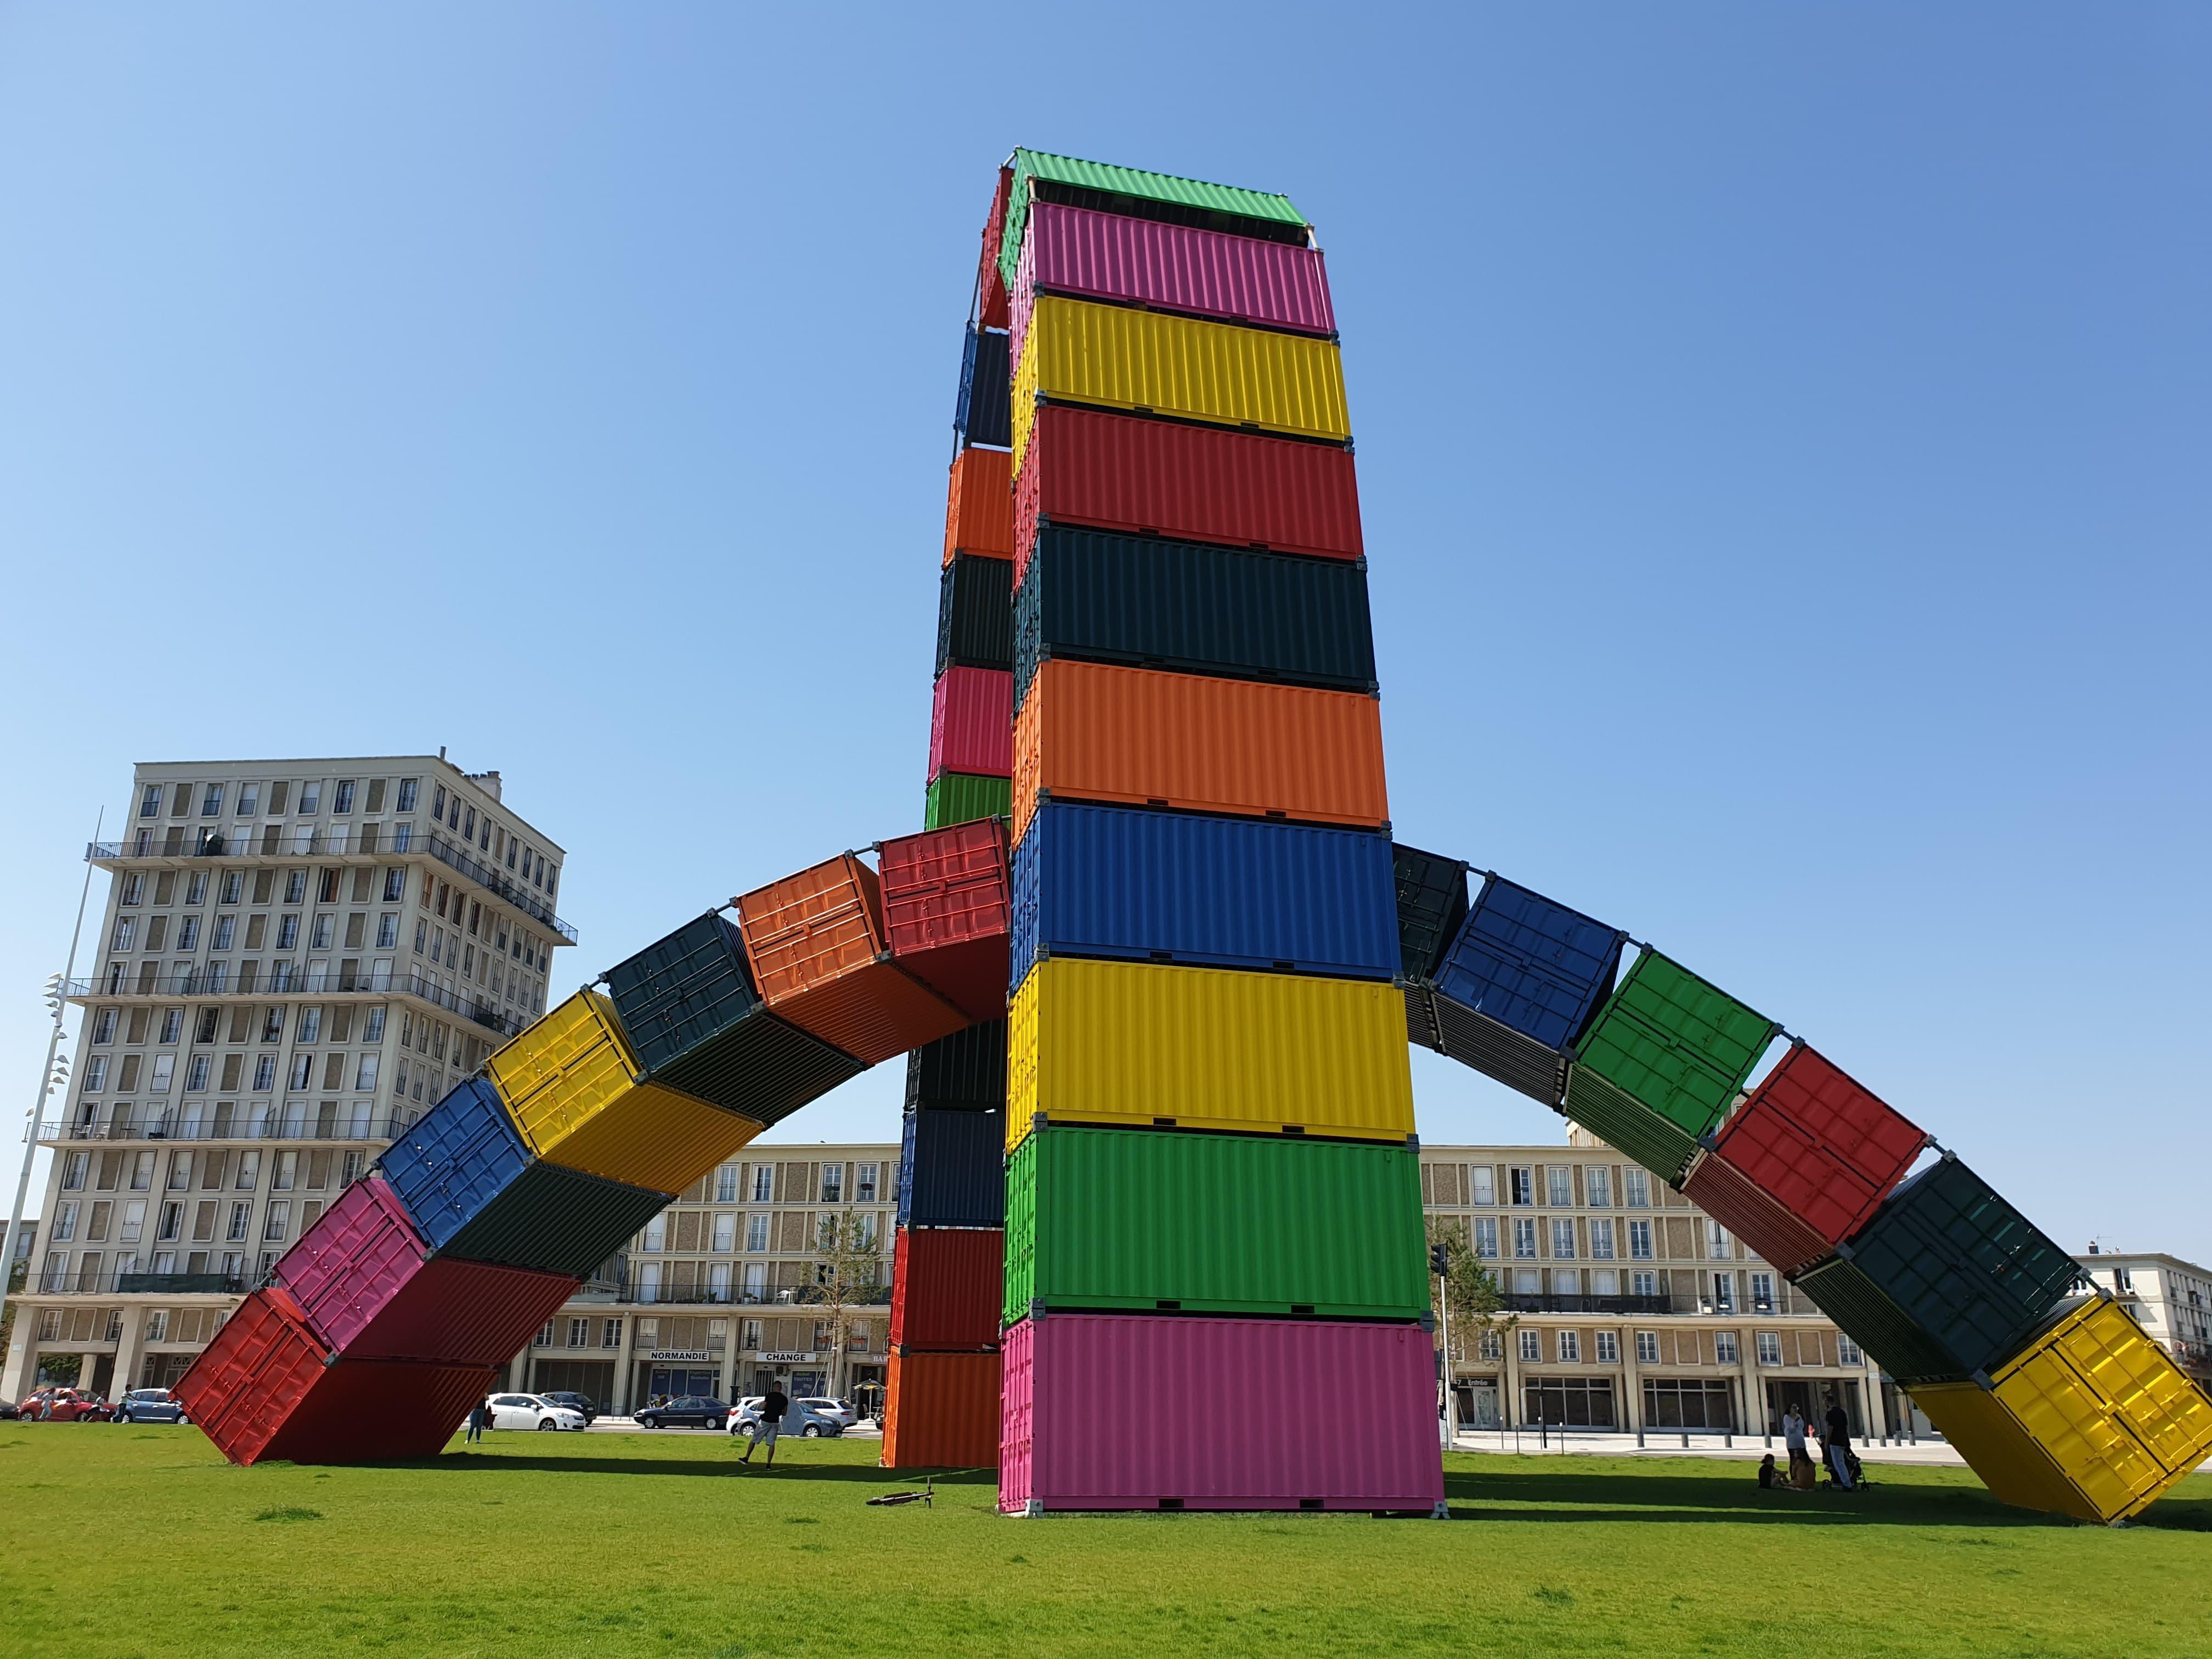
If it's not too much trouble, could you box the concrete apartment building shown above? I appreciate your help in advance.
[0,754,574,1403]
[2076,1248,2212,1387]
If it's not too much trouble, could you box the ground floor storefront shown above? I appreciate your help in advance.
[1450,1365,1891,1440]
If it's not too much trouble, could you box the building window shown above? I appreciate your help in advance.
[1756,1331,1782,1365]
[641,1216,665,1252]
[1468,1164,1496,1206]
[184,1056,210,1092]
[1509,1166,1534,1206]
[745,1214,769,1252]
[334,781,356,814]
[54,1200,79,1240]
[1589,1218,1615,1260]
[299,783,321,814]
[1585,1165,1612,1207]
[1547,1166,1574,1207]
[1512,1219,1538,1259]
[1628,1221,1653,1260]
[1550,1220,1576,1259]
[1707,1221,1731,1261]
[1635,1330,1660,1364]
[201,783,224,817]
[397,779,419,812]
[119,873,146,906]
[227,1202,252,1240]
[1517,1328,1542,1362]
[602,1318,622,1348]
[112,917,137,951]
[287,1054,313,1091]
[751,1166,774,1202]
[855,1163,877,1203]
[2113,1268,2134,1294]
[1557,1330,1581,1363]
[276,915,299,950]
[1643,1378,1734,1430]
[139,784,162,818]
[1623,1168,1651,1208]
[252,1056,277,1092]
[146,1309,171,1342]
[1750,1272,1775,1311]
[93,1008,117,1043]
[62,1153,89,1192]
[1471,1218,1499,1259]
[1595,1330,1619,1364]
[820,1166,843,1204]
[713,1213,736,1252]
[1838,1337,1863,1367]
[263,1203,289,1242]
[1709,1272,1734,1311]
[82,1055,109,1091]
[355,1056,379,1091]
[1714,1330,1739,1365]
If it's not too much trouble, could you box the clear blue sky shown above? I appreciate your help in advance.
[2,6,2205,1258]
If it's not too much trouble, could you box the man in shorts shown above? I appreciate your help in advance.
[739,1385,789,1468]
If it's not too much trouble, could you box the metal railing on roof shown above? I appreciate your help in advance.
[65,970,526,1036]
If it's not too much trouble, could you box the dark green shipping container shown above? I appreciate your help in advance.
[937,553,1014,675]
[905,1019,1007,1110]
[1002,1126,1428,1324]
[1571,951,1779,1139]
[1390,843,1470,982]
[1012,527,1375,712]
[923,772,1012,831]
[1561,1066,1699,1188]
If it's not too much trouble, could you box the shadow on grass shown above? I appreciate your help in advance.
[388,1453,998,1487]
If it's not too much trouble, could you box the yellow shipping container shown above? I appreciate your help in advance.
[1006,956,1413,1153]
[485,990,764,1194]
[1910,1296,2212,1523]
[1011,295,1350,471]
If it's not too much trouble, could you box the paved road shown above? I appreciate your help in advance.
[582,1416,882,1438]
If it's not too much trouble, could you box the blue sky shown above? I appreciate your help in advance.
[2,5,2205,1258]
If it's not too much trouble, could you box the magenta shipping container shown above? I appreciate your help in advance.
[930,666,1013,780]
[999,1313,1444,1514]
[272,1174,581,1364]
[1011,200,1335,367]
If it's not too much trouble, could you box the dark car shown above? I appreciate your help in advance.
[538,1390,597,1425]
[112,1387,190,1424]
[635,1394,729,1430]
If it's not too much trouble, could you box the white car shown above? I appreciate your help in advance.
[486,1391,586,1432]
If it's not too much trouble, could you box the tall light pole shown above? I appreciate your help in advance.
[1,810,102,1318]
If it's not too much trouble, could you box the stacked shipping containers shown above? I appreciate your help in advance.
[990,150,1443,1515]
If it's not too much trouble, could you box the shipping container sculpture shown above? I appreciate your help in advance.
[180,148,2212,1526]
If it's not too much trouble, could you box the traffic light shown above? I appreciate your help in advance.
[1430,1243,1449,1277]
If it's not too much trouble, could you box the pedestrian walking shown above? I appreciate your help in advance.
[738,1385,789,1469]
[1824,1402,1856,1490]
[1782,1406,1815,1489]
[465,1398,489,1443]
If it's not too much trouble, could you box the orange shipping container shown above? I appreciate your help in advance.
[943,447,1013,564]
[1012,659,1389,844]
[883,1347,1002,1469]
[735,853,973,1065]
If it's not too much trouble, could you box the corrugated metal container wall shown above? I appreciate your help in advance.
[938,554,1014,674]
[998,1313,1441,1513]
[1010,296,1349,471]
[1014,406,1363,574]
[923,772,1011,831]
[1436,876,1623,1051]
[1907,1380,2092,1516]
[175,1285,326,1465]
[898,1107,1006,1228]
[1390,843,1470,984]
[905,1020,1007,1110]
[1797,1156,2080,1383]
[1003,1127,1427,1322]
[1006,957,1415,1151]
[340,1256,580,1367]
[883,1347,1002,1469]
[1013,527,1375,710]
[1560,1066,1700,1187]
[1015,407,1362,576]
[1710,1045,1926,1245]
[1012,200,1335,368]
[1013,660,1387,844]
[929,667,1014,781]
[377,1078,674,1277]
[954,326,1011,449]
[878,820,1012,1022]
[997,148,1307,291]
[273,1175,426,1350]
[257,1357,498,1465]
[1009,803,1399,986]
[890,1226,1005,1351]
[736,853,973,1064]
[1681,1151,1834,1277]
[602,911,864,1125]
[942,446,1014,563]
[1570,952,1779,1140]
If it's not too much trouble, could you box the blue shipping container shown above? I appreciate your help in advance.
[956,326,1012,449]
[1009,802,1399,990]
[1434,874,1624,1052]
[899,1106,1006,1229]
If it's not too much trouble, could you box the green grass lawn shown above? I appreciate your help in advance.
[3,1426,2208,1658]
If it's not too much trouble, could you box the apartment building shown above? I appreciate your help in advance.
[510,1143,901,1415]
[0,755,575,1403]
[2076,1248,2212,1387]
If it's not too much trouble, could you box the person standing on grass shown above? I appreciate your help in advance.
[1824,1402,1855,1490]
[466,1398,488,1443]
[739,1385,789,1469]
[1782,1405,1814,1488]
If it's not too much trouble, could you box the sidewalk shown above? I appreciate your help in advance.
[1448,1427,1969,1465]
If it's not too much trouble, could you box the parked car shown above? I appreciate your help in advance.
[536,1390,597,1425]
[111,1387,189,1425]
[14,1387,108,1422]
[728,1396,847,1438]
[635,1395,729,1431]
[484,1392,586,1432]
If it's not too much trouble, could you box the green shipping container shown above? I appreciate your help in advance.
[1571,951,1779,1140]
[1002,1126,1428,1324]
[998,149,1307,291]
[1561,1067,1700,1188]
[924,772,1012,831]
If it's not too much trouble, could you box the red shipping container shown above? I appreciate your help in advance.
[176,1286,497,1465]
[977,165,1014,320]
[1013,405,1363,578]
[274,1175,581,1364]
[999,1312,1442,1514]
[1012,200,1335,368]
[1682,1150,1834,1276]
[736,853,972,1065]
[942,445,1014,565]
[929,667,1013,781]
[883,1347,1001,1469]
[1709,1043,1928,1249]
[890,1225,1005,1351]
[877,820,1011,1022]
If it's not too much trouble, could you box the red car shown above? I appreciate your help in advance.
[16,1387,109,1422]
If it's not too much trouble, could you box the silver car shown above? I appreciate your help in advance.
[728,1396,848,1438]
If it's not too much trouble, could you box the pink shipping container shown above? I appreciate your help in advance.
[273,1174,581,1364]
[1011,200,1335,368]
[930,667,1013,781]
[999,1313,1443,1514]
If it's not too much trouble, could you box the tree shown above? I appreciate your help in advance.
[804,1207,887,1401]
[1426,1220,1515,1372]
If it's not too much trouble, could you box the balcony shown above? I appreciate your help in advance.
[425,833,577,943]
[40,1109,408,1145]
[1501,1293,1674,1316]
[66,969,526,1037]
[35,1268,252,1296]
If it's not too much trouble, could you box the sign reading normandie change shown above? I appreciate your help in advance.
[646,1350,713,1362]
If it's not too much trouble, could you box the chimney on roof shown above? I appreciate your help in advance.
[2087,1242,2100,1255]
[467,769,503,801]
